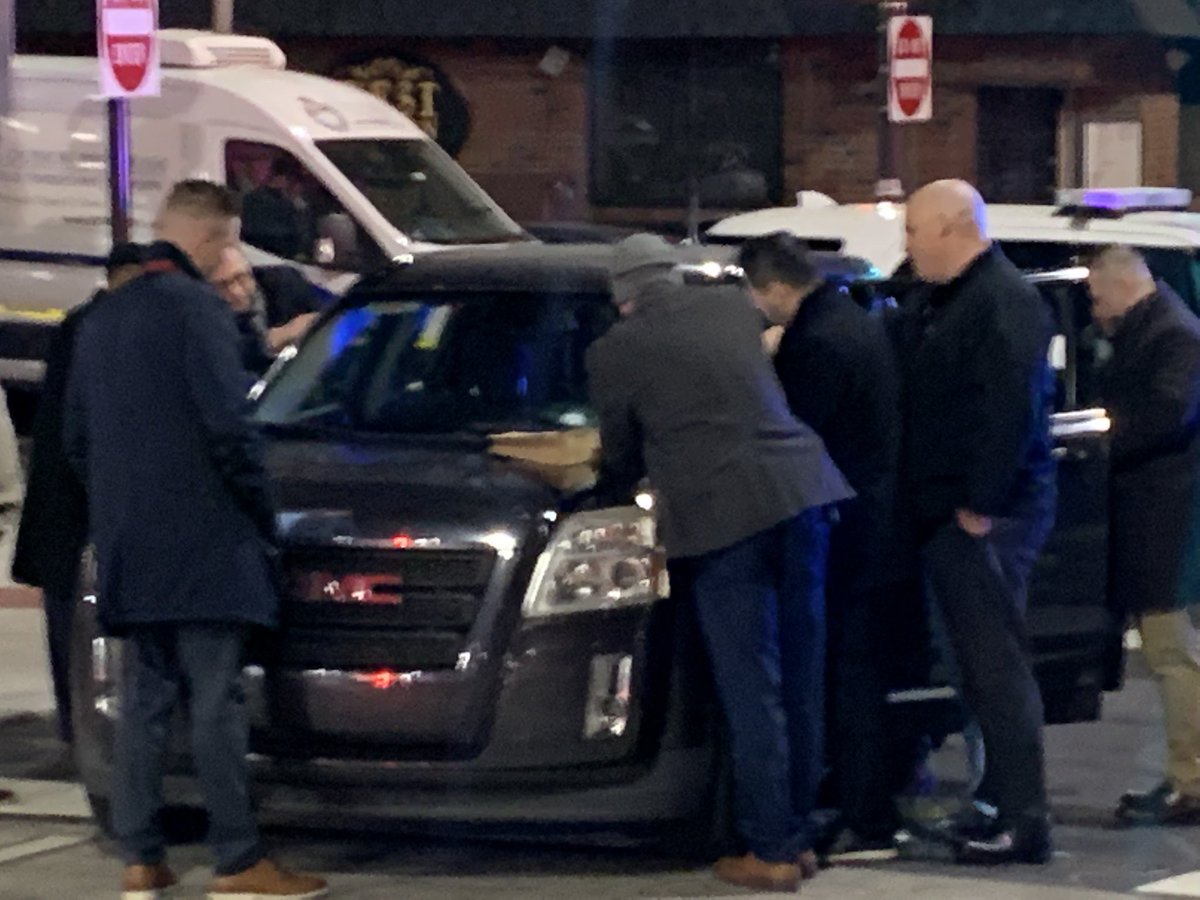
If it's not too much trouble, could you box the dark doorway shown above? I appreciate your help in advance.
[977,87,1063,204]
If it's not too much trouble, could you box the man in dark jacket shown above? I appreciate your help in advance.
[210,246,321,376]
[1087,245,1200,826]
[13,243,145,746]
[738,233,928,855]
[588,234,854,892]
[64,180,326,899]
[900,180,1057,864]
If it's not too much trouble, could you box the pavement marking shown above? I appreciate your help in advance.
[0,779,91,820]
[0,834,89,865]
[1138,871,1200,897]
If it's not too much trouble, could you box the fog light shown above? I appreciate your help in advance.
[584,654,633,739]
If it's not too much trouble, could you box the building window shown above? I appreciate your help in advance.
[590,42,782,209]
[977,87,1063,204]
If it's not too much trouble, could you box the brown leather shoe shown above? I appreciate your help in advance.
[121,862,178,899]
[208,858,327,898]
[713,853,802,892]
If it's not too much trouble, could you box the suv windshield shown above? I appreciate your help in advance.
[253,293,616,435]
[317,139,528,246]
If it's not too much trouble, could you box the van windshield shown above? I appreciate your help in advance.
[317,139,529,246]
[253,293,616,436]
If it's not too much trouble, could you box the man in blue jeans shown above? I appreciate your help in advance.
[65,181,326,899]
[588,234,853,892]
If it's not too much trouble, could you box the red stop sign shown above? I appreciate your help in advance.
[99,0,157,95]
[890,17,932,120]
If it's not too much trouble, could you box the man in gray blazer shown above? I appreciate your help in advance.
[587,234,854,893]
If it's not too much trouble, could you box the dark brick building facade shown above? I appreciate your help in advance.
[17,0,1200,226]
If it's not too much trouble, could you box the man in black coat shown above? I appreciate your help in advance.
[588,234,854,893]
[210,246,322,376]
[738,233,928,854]
[901,180,1057,864]
[1087,245,1200,826]
[64,181,326,899]
[12,243,145,746]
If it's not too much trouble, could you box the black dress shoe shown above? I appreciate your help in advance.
[955,819,1053,866]
[1117,782,1200,826]
[903,798,998,846]
[820,827,899,863]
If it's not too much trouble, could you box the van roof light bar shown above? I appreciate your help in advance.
[1054,187,1192,217]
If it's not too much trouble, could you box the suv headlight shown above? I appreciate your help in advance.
[522,507,668,618]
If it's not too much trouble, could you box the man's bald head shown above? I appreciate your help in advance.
[905,179,992,282]
[1086,245,1156,331]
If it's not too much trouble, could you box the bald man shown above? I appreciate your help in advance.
[900,180,1057,864]
[1088,246,1200,827]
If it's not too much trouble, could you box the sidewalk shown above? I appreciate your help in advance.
[0,605,54,720]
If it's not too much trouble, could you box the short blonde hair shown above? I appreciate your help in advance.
[162,179,241,221]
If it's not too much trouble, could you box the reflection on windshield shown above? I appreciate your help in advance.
[253,293,616,435]
[318,139,528,245]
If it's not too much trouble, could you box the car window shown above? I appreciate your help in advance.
[1001,240,1198,313]
[254,292,617,435]
[225,140,382,270]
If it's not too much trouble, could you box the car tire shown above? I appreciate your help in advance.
[662,718,738,860]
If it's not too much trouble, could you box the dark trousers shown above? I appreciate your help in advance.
[921,508,1053,828]
[827,583,928,836]
[113,624,263,876]
[690,509,830,862]
[43,586,75,745]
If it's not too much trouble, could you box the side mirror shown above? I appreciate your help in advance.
[314,213,359,267]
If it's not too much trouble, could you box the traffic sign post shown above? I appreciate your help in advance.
[97,0,160,245]
[888,15,933,123]
[875,2,908,200]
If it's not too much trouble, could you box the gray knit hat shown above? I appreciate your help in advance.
[611,233,678,280]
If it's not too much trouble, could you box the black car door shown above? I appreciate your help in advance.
[1025,272,1118,724]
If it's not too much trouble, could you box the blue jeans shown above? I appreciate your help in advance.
[690,510,831,862]
[113,624,263,876]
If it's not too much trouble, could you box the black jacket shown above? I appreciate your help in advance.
[64,242,279,634]
[587,276,853,559]
[773,281,907,588]
[899,246,1056,525]
[1103,284,1200,614]
[13,299,95,598]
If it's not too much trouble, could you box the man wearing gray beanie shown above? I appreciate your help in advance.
[588,233,854,892]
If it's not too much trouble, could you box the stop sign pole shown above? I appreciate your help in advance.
[97,0,160,246]
[875,1,908,200]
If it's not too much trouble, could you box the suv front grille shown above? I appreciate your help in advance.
[277,547,496,670]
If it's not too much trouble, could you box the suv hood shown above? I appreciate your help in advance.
[266,438,587,552]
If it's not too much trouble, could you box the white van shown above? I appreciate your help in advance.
[708,188,1200,308]
[0,29,526,384]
